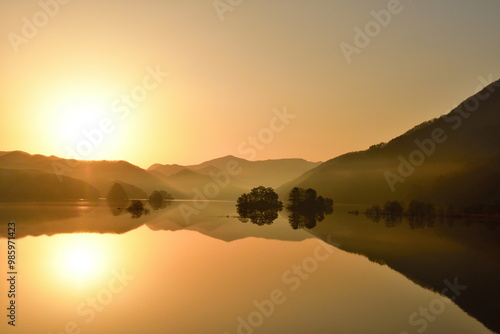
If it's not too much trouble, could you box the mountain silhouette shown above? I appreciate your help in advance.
[0,152,320,201]
[149,155,321,199]
[0,152,166,198]
[278,79,500,206]
[0,168,99,201]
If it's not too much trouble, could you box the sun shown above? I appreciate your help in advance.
[56,95,108,143]
[46,88,127,161]
[38,82,140,162]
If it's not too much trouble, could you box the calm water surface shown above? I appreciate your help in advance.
[0,201,497,334]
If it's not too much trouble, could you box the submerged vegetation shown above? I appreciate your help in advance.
[364,200,500,228]
[106,184,173,218]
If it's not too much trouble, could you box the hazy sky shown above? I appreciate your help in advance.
[1,0,499,168]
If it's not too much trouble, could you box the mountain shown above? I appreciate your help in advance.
[278,79,500,206]
[148,155,321,199]
[0,168,99,201]
[168,167,248,199]
[0,152,170,200]
[194,155,322,189]
[0,151,320,201]
[65,160,163,196]
[0,151,60,171]
[147,163,186,177]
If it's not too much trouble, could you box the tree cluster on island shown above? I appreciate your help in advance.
[236,186,283,210]
[106,183,173,218]
[236,186,283,225]
[287,187,334,229]
[287,187,333,213]
[106,183,129,202]
[235,186,334,228]
[148,190,174,210]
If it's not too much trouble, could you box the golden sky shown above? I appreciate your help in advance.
[1,0,499,168]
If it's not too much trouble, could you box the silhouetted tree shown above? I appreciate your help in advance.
[106,183,129,216]
[106,200,127,216]
[305,188,317,203]
[288,187,301,207]
[365,205,382,222]
[237,186,283,209]
[148,190,174,210]
[366,200,438,228]
[425,203,435,218]
[239,207,280,226]
[159,190,174,200]
[127,200,150,218]
[236,186,283,225]
[107,183,128,202]
[286,187,334,229]
[288,211,311,229]
[148,191,163,210]
[287,187,333,211]
[383,201,404,216]
[365,205,381,216]
[324,198,334,214]
[407,200,435,219]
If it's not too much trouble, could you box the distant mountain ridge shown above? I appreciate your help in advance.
[148,155,322,199]
[0,167,99,201]
[0,151,167,199]
[278,79,500,206]
[0,151,320,201]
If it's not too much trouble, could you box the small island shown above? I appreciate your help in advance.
[235,186,333,228]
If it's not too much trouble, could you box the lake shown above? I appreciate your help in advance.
[0,201,498,334]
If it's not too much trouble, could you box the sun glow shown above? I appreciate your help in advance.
[55,95,109,143]
[51,234,111,286]
[64,247,99,276]
[41,85,129,161]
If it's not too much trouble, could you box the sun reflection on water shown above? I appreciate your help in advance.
[49,234,113,288]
